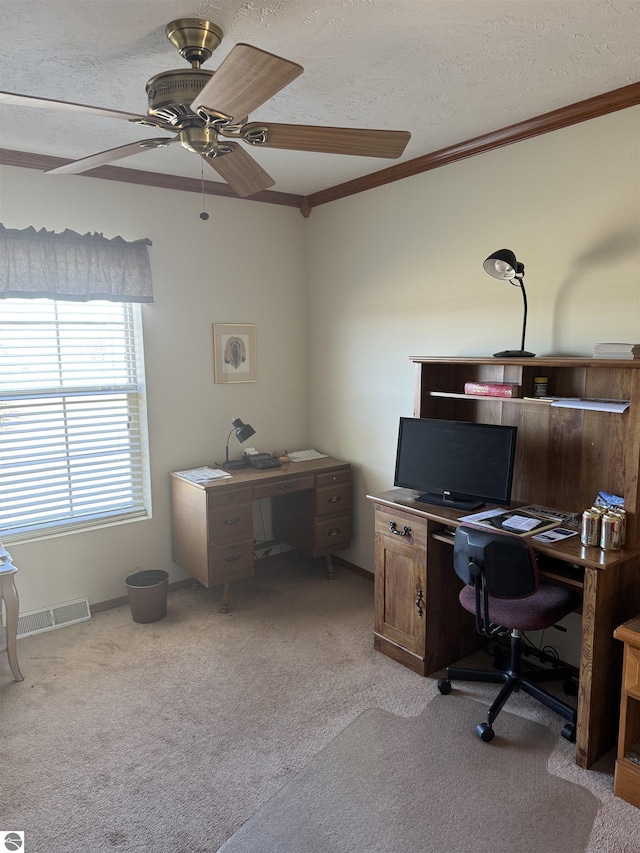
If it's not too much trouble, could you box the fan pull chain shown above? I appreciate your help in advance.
[200,160,209,220]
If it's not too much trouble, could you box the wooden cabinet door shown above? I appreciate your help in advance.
[374,509,427,660]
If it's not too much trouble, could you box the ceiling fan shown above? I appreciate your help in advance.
[0,18,411,197]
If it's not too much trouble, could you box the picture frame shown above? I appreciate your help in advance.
[213,323,257,384]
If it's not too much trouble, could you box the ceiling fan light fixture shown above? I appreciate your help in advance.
[179,126,220,155]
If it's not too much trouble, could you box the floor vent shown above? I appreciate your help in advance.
[17,598,91,639]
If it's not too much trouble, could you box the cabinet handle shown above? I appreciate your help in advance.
[278,483,295,491]
[224,554,241,563]
[415,588,424,618]
[389,521,411,536]
[223,518,239,525]
[327,528,340,537]
[328,495,341,503]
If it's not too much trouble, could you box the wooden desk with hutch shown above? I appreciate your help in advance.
[170,457,351,611]
[369,357,640,769]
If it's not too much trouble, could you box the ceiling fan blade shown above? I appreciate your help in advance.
[202,142,275,197]
[242,123,411,158]
[45,138,176,175]
[0,90,148,122]
[191,44,303,122]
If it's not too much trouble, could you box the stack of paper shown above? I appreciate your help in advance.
[174,467,232,483]
[593,343,640,359]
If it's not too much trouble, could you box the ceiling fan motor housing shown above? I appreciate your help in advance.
[146,68,214,126]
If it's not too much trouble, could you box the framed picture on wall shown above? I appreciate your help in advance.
[213,323,257,384]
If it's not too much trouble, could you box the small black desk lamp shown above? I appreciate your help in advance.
[483,249,535,357]
[223,417,256,470]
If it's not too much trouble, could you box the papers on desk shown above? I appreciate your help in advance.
[459,507,561,537]
[173,467,232,483]
[288,449,328,462]
[531,527,579,544]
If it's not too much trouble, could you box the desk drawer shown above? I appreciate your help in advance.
[316,482,352,517]
[208,539,254,581]
[315,515,351,551]
[209,487,253,508]
[316,468,350,489]
[208,503,253,545]
[253,475,314,501]
[375,506,428,547]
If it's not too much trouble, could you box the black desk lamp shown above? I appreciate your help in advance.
[223,417,256,470]
[483,249,535,357]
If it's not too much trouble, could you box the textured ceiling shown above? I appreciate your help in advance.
[0,0,638,196]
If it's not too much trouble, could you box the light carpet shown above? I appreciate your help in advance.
[218,695,599,853]
[2,555,639,852]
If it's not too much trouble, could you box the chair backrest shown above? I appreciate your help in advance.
[453,525,539,598]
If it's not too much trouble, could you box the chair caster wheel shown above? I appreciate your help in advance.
[563,678,578,696]
[561,723,576,743]
[476,722,494,742]
[437,678,452,695]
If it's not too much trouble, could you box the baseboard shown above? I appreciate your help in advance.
[333,555,373,581]
[91,578,193,613]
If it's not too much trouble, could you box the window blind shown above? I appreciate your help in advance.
[0,299,150,541]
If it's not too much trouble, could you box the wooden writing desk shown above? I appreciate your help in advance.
[368,488,640,769]
[170,457,351,611]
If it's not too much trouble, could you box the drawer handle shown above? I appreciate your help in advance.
[415,588,424,618]
[224,554,242,563]
[224,518,239,525]
[389,521,411,536]
[327,528,340,537]
[278,483,296,491]
[328,495,341,503]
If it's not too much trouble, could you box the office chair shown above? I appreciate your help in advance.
[437,525,581,743]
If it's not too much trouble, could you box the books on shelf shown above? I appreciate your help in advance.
[464,381,521,398]
[593,343,640,359]
[173,467,232,483]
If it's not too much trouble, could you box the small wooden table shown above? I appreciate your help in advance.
[614,615,640,808]
[1,566,24,682]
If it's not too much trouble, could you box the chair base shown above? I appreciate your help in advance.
[438,632,577,743]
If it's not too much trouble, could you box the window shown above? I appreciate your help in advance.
[0,299,151,542]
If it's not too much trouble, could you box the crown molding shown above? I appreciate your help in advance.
[0,148,304,209]
[1,82,638,218]
[303,81,640,213]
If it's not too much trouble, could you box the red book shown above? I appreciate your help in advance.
[464,382,521,398]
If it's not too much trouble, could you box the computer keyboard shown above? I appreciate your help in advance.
[288,449,329,462]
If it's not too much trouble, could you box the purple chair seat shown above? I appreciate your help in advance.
[459,582,581,631]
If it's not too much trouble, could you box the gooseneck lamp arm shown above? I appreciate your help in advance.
[223,417,257,470]
[515,278,528,354]
[483,249,535,358]
[225,427,236,467]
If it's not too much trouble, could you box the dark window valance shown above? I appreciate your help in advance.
[0,224,153,302]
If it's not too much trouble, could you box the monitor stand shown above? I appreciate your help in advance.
[415,493,485,511]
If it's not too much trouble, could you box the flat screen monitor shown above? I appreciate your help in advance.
[394,417,517,510]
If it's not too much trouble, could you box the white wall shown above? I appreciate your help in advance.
[0,168,308,611]
[306,106,640,575]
